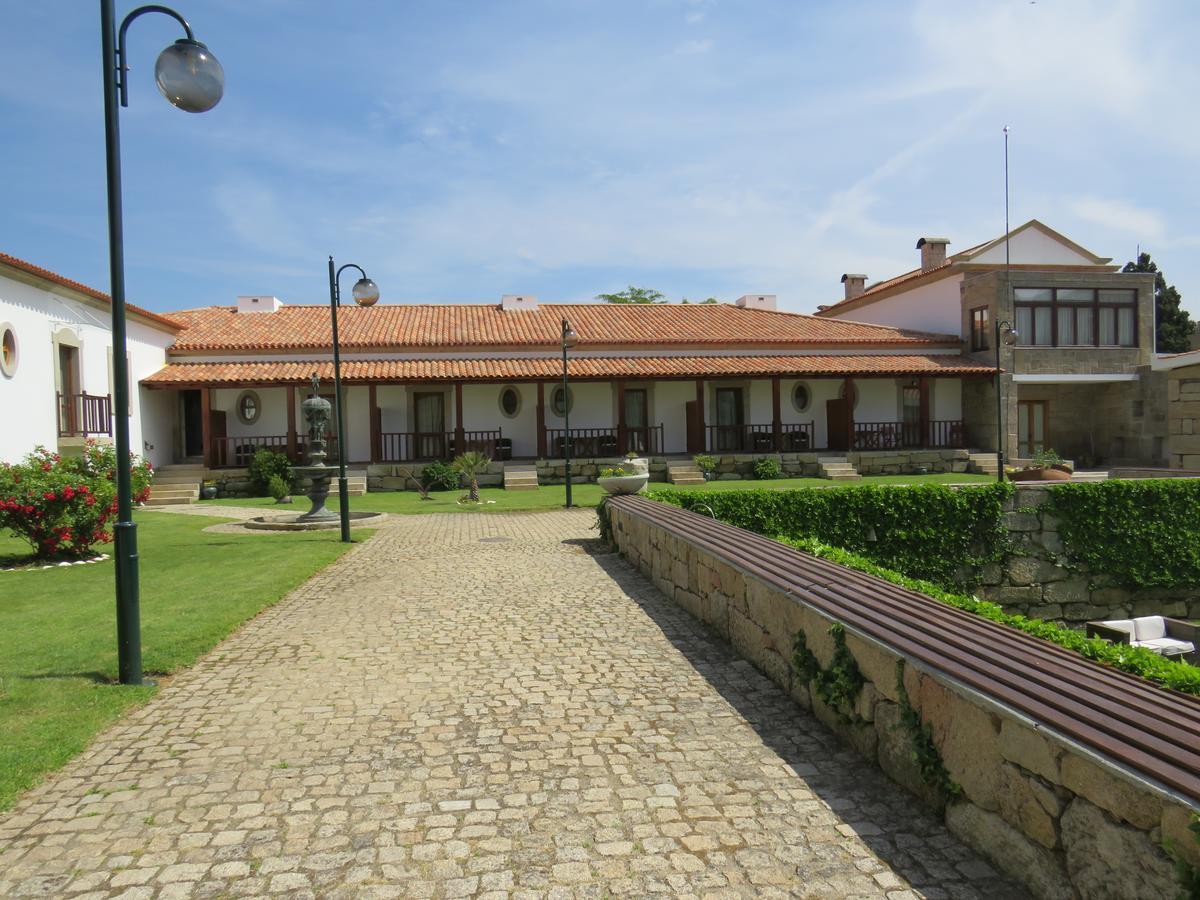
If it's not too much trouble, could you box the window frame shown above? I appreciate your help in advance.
[969,306,990,352]
[791,381,812,413]
[498,385,522,419]
[1013,287,1137,348]
[0,323,17,378]
[235,389,262,425]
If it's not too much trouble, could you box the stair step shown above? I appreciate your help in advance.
[503,464,540,490]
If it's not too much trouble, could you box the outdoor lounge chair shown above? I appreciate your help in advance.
[1086,616,1198,662]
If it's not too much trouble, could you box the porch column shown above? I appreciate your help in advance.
[454,382,465,454]
[536,382,547,457]
[286,384,297,461]
[843,376,855,450]
[919,377,931,447]
[695,378,706,451]
[771,376,782,451]
[368,383,380,463]
[200,387,212,468]
[616,379,627,455]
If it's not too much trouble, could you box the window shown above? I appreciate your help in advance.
[791,382,811,413]
[551,385,573,416]
[498,385,521,418]
[0,324,16,377]
[235,390,261,425]
[970,307,990,351]
[1014,287,1136,348]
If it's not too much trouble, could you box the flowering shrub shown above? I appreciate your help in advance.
[0,442,153,558]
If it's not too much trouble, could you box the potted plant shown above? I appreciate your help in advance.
[597,463,649,495]
[200,479,218,500]
[623,450,649,474]
[693,454,718,481]
[1007,448,1072,482]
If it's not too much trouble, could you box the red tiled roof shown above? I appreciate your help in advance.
[166,303,960,352]
[0,252,183,332]
[143,354,995,386]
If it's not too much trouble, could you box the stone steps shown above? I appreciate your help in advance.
[967,452,1000,476]
[504,464,540,491]
[1070,470,1109,482]
[667,464,706,486]
[145,485,199,506]
[817,456,860,481]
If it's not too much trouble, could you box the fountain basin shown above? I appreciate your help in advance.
[243,511,388,532]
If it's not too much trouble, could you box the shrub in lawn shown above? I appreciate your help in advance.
[248,449,292,495]
[452,451,491,503]
[268,474,291,503]
[754,457,782,480]
[0,441,152,558]
[420,460,460,491]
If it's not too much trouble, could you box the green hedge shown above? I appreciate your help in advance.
[778,535,1200,696]
[1046,480,1200,588]
[648,483,1013,588]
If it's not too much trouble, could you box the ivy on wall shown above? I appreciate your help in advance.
[894,659,960,799]
[649,484,1014,588]
[792,623,864,722]
[1046,480,1200,588]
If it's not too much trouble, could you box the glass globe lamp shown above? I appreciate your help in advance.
[155,39,224,113]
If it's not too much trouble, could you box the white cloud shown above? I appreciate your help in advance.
[1070,197,1165,242]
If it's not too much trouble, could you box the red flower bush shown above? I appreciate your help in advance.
[0,441,153,558]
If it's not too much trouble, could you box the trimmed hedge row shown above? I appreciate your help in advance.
[1046,480,1200,589]
[777,535,1200,696]
[647,483,1013,588]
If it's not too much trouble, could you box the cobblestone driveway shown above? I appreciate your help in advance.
[0,511,1022,899]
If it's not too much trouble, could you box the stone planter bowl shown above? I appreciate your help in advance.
[598,473,649,495]
[1008,467,1072,482]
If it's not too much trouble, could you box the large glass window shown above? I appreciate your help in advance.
[1014,287,1136,348]
[970,307,990,351]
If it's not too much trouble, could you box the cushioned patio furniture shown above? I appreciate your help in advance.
[1086,616,1199,663]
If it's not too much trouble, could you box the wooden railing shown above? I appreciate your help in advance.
[851,420,965,451]
[705,422,814,453]
[56,392,112,438]
[210,433,339,468]
[378,429,503,462]
[545,425,663,458]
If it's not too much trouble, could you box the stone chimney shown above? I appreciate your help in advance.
[735,294,777,312]
[840,274,867,301]
[500,294,539,311]
[916,237,950,272]
[236,295,283,313]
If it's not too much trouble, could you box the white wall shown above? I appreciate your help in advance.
[0,272,173,466]
[932,379,963,420]
[781,378,841,448]
[377,385,408,432]
[655,380,692,454]
[547,381,612,430]
[462,383,539,457]
[829,275,964,335]
[856,379,899,422]
[970,227,1105,267]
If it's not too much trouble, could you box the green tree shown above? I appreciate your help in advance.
[1122,252,1195,353]
[595,286,665,304]
[452,451,491,503]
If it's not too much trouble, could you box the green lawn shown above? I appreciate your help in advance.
[0,511,367,811]
[199,471,996,514]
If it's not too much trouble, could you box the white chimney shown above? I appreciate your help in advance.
[840,274,867,301]
[236,295,283,313]
[500,294,539,311]
[916,237,950,272]
[735,294,777,312]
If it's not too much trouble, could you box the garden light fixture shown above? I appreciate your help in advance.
[101,0,223,685]
[994,319,1017,483]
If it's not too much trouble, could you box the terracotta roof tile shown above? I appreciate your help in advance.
[0,252,183,331]
[143,354,995,387]
[166,303,960,352]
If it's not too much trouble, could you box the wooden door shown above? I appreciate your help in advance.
[210,409,228,466]
[826,398,848,451]
[414,392,446,459]
[182,390,203,458]
[625,389,648,453]
[1018,401,1046,458]
[714,388,744,452]
[685,400,703,453]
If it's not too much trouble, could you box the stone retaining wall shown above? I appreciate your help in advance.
[849,448,973,475]
[982,486,1200,626]
[607,502,1200,900]
[364,462,504,491]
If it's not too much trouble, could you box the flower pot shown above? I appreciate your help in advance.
[598,473,649,495]
[623,456,649,474]
[200,484,218,499]
[1008,467,1071,482]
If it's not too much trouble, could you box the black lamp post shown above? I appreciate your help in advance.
[994,318,1017,483]
[561,317,578,508]
[101,1,224,685]
[327,258,380,542]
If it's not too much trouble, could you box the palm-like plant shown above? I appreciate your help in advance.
[452,451,491,503]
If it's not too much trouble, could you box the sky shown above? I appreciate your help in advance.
[2,0,1199,317]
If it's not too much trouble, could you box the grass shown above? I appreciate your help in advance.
[199,472,996,514]
[0,511,367,811]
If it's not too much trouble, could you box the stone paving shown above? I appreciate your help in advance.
[0,510,1025,899]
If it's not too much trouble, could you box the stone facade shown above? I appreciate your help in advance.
[977,485,1200,626]
[607,502,1199,899]
[1168,362,1200,469]
[364,461,504,491]
[848,448,971,475]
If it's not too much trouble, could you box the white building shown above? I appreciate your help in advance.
[0,252,180,467]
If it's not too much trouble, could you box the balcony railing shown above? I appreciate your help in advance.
[379,429,503,463]
[851,420,965,451]
[545,425,664,458]
[57,392,112,438]
[210,433,339,468]
[705,422,814,453]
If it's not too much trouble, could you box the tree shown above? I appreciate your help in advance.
[452,451,491,503]
[595,286,665,304]
[681,297,719,304]
[1122,252,1195,353]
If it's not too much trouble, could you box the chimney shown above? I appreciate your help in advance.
[500,294,539,311]
[236,295,283,313]
[735,294,777,312]
[916,237,950,272]
[840,273,867,301]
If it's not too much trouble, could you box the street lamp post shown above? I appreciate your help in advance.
[561,318,578,508]
[101,0,224,685]
[327,257,380,542]
[994,318,1017,483]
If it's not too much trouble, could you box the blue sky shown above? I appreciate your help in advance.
[2,0,1199,316]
